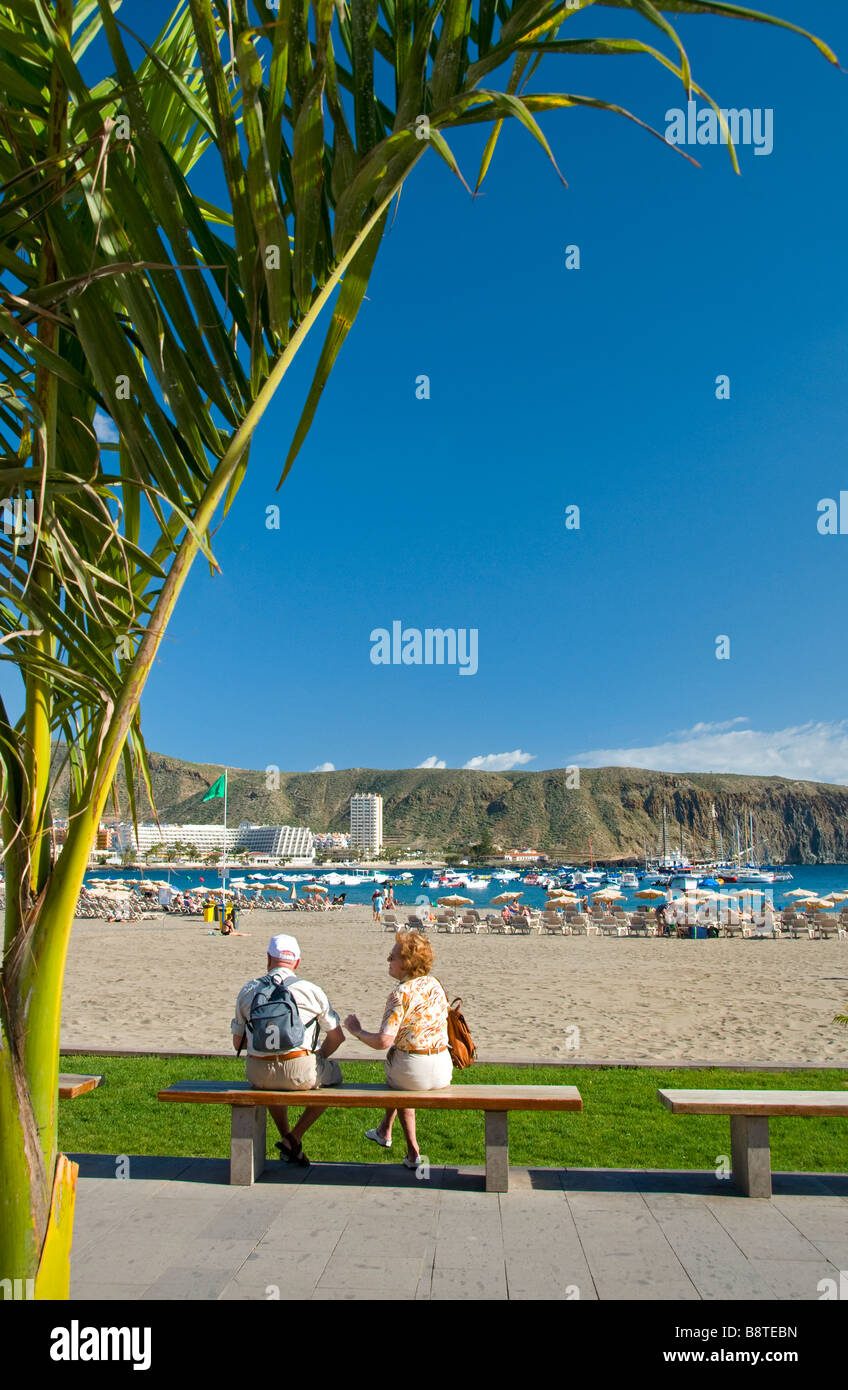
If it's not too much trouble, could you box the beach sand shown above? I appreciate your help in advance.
[61,904,848,1064]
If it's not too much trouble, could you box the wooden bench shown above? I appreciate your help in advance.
[659,1089,848,1198]
[58,1073,103,1099]
[158,1080,582,1193]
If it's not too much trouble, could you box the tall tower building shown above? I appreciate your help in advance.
[350,793,383,856]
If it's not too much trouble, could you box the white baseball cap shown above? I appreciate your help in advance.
[267,934,300,965]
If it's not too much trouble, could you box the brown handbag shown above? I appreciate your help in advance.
[445,995,477,1069]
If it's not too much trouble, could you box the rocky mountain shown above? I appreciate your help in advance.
[56,750,848,863]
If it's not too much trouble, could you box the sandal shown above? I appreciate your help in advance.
[275,1134,310,1167]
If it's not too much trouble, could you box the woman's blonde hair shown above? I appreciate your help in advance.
[394,929,434,978]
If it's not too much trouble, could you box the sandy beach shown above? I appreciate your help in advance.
[60,904,848,1065]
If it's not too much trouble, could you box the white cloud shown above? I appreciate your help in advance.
[93,409,119,445]
[417,756,446,769]
[571,719,848,784]
[311,761,335,772]
[463,750,535,772]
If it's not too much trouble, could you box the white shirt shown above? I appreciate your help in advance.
[231,972,340,1057]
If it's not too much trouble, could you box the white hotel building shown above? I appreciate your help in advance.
[114,822,315,862]
[350,793,383,855]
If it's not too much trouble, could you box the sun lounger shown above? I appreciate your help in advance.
[406,913,430,931]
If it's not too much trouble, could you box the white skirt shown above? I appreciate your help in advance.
[385,1047,453,1091]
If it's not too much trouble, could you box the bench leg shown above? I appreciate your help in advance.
[231,1106,266,1186]
[730,1115,771,1198]
[484,1111,509,1194]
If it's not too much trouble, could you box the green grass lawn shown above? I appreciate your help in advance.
[59,1054,848,1173]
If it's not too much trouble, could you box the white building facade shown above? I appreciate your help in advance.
[350,793,383,855]
[114,822,314,861]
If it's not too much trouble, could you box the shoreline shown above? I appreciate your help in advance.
[62,904,848,1066]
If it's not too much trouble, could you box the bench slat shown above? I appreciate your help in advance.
[659,1089,848,1117]
[58,1073,103,1100]
[159,1080,582,1112]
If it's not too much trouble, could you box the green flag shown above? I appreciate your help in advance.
[202,774,226,802]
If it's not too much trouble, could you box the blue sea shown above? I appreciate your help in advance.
[82,864,848,911]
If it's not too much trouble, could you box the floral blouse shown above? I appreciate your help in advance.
[381,975,449,1053]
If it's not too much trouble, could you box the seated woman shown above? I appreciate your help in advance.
[344,931,452,1170]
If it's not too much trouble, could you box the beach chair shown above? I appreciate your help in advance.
[406,913,430,932]
[568,915,588,936]
[459,910,482,933]
[541,911,564,935]
[436,911,457,933]
[486,915,510,934]
[381,911,400,931]
[818,918,839,939]
[628,915,648,937]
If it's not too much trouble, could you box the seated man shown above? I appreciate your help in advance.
[232,933,345,1166]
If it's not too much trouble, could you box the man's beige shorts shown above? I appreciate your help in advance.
[246,1052,342,1091]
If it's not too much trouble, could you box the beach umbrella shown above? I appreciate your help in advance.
[784,887,814,898]
[594,888,624,900]
[635,888,665,900]
[491,892,522,904]
[438,895,473,906]
[303,884,327,894]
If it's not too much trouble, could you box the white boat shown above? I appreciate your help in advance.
[620,872,639,888]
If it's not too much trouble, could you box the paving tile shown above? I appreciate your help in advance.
[70,1282,154,1301]
[140,1266,239,1300]
[311,1286,418,1300]
[505,1255,596,1301]
[116,1198,237,1236]
[157,1171,235,1197]
[71,1239,192,1285]
[194,1206,281,1243]
[649,1203,775,1301]
[770,1197,848,1243]
[430,1264,507,1301]
[562,1168,641,1197]
[331,1230,436,1262]
[237,1250,332,1288]
[587,1252,700,1301]
[808,1239,848,1267]
[315,1254,425,1293]
[706,1201,827,1262]
[217,1281,288,1302]
[749,1259,842,1300]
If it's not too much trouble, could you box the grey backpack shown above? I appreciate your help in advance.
[246,972,306,1054]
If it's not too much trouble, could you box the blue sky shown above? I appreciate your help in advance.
[20,2,848,780]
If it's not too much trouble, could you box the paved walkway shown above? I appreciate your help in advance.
[67,1156,848,1301]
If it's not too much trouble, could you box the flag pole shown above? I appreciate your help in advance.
[222,768,228,897]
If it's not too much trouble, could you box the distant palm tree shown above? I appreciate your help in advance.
[0,0,838,1295]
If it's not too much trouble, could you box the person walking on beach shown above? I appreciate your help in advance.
[231,933,345,1166]
[372,886,385,921]
[344,931,451,1170]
